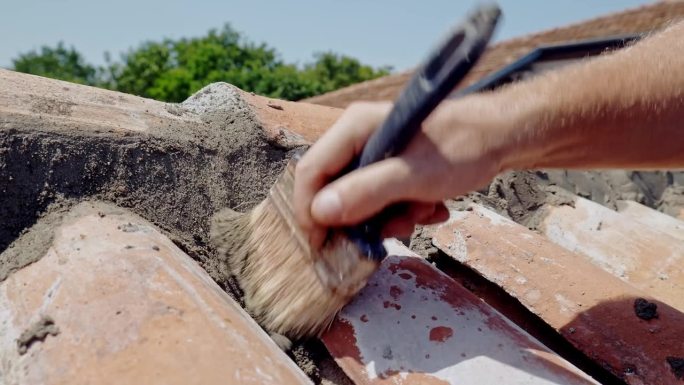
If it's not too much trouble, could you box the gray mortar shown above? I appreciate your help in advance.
[0,198,72,282]
[542,169,684,216]
[0,83,300,292]
[435,169,684,235]
[439,171,577,232]
[289,341,355,385]
[17,316,60,355]
[0,200,132,282]
[0,83,352,384]
[410,169,684,257]
[659,185,684,217]
[409,225,440,260]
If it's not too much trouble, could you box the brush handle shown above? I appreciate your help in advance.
[346,3,501,261]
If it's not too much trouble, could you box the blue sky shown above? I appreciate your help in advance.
[1,0,651,71]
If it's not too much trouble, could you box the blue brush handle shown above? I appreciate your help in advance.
[346,3,501,262]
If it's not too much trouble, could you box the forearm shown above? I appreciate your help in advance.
[494,21,684,171]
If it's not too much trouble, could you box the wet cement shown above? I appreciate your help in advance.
[0,199,72,282]
[17,316,60,355]
[444,171,577,231]
[542,170,684,217]
[0,83,299,293]
[0,83,352,384]
[439,169,684,233]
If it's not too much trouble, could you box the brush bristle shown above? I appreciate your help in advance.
[211,198,377,340]
[211,157,379,340]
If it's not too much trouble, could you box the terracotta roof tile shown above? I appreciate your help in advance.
[0,68,339,147]
[321,239,597,384]
[304,1,684,108]
[0,201,311,385]
[617,200,684,241]
[538,196,684,311]
[433,204,684,384]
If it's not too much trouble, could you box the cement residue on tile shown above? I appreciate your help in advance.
[445,170,684,232]
[418,172,559,255]
[0,82,336,382]
[542,170,684,216]
[445,171,576,231]
[408,225,439,259]
[456,169,684,218]
[0,200,132,283]
[17,316,60,354]
[0,198,73,282]
[659,185,684,218]
[485,171,576,229]
[0,83,301,291]
[289,341,354,385]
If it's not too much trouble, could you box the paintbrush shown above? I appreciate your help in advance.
[210,3,501,348]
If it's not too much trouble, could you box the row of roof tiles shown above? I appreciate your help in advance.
[304,1,684,109]
[2,68,684,384]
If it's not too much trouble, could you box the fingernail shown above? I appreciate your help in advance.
[312,189,342,222]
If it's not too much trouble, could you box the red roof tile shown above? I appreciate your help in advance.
[304,1,684,108]
[321,239,597,384]
[538,196,684,310]
[433,204,684,384]
[0,201,310,385]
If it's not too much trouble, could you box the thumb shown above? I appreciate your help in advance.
[310,157,418,227]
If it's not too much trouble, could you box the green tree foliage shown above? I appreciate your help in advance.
[12,25,391,102]
[305,52,392,92]
[12,42,99,86]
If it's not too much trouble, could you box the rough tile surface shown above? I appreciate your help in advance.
[433,204,684,385]
[321,239,597,385]
[304,2,684,109]
[539,196,684,311]
[0,201,311,385]
[617,200,684,241]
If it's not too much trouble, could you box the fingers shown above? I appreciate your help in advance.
[311,157,418,226]
[381,202,451,239]
[294,102,392,248]
[427,202,451,224]
[381,220,417,240]
[300,102,393,182]
[304,225,329,252]
[380,203,436,239]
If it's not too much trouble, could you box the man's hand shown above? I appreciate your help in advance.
[294,20,684,250]
[293,97,512,249]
